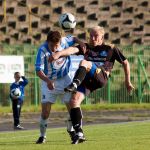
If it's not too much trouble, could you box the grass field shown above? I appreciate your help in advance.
[0,121,150,150]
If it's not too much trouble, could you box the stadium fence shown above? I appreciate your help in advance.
[0,45,150,106]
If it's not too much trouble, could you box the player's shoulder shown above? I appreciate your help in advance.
[60,37,67,47]
[10,82,16,89]
[84,43,91,49]
[103,42,115,49]
[61,36,66,43]
[61,35,74,48]
[11,82,15,86]
[61,35,73,42]
[39,41,46,48]
[38,42,49,53]
[10,83,13,87]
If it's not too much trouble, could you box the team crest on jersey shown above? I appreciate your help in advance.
[100,51,107,57]
[52,57,66,69]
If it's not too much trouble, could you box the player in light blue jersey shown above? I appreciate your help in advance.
[35,30,84,144]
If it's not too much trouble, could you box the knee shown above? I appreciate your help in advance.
[80,60,92,70]
[80,60,88,66]
[41,111,49,119]
[70,97,81,108]
[70,92,85,108]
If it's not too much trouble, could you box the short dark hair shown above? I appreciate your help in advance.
[47,30,61,43]
[14,72,20,75]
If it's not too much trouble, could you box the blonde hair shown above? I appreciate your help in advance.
[90,26,105,36]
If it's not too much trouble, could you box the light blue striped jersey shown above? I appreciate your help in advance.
[35,35,75,80]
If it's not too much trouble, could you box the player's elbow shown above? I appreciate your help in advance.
[36,70,41,77]
[69,47,79,55]
[122,59,129,66]
[25,80,29,85]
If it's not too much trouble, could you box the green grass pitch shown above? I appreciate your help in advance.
[0,121,150,150]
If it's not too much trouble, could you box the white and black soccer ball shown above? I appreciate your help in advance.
[11,88,21,98]
[59,13,76,30]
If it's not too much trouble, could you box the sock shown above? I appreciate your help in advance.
[73,66,86,86]
[67,117,75,132]
[70,107,83,133]
[39,117,47,137]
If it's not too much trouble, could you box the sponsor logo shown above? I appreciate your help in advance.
[52,57,66,69]
[100,51,107,57]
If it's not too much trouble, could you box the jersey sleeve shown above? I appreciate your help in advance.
[21,76,28,86]
[75,43,88,55]
[62,35,75,48]
[35,48,46,72]
[10,84,13,92]
[112,47,126,63]
[9,84,14,99]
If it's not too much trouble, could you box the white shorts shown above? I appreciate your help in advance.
[41,72,74,104]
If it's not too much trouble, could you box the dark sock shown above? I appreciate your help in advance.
[73,66,86,86]
[70,107,83,133]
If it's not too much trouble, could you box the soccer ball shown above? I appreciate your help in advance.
[11,88,21,98]
[59,13,76,30]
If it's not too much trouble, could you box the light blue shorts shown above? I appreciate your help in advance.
[41,72,74,104]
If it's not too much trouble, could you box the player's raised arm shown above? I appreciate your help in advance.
[73,37,86,53]
[49,46,79,62]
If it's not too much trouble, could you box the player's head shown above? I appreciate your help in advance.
[14,72,21,82]
[47,30,61,52]
[89,26,105,46]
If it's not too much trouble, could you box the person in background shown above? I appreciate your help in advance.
[10,72,28,130]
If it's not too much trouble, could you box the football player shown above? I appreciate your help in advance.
[49,26,134,144]
[35,30,85,144]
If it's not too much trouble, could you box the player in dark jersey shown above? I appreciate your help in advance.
[49,26,134,144]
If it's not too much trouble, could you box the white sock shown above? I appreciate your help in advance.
[77,132,84,137]
[40,117,47,137]
[67,117,74,132]
[73,82,78,89]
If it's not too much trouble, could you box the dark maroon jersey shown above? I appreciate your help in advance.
[76,43,126,72]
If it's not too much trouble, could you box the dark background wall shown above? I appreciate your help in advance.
[0,0,149,45]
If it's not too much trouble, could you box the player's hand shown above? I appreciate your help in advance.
[12,95,18,99]
[125,81,135,95]
[79,42,86,54]
[47,80,55,90]
[74,37,86,53]
[49,55,54,62]
[49,52,61,62]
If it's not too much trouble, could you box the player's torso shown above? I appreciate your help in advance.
[84,44,115,70]
[11,82,24,97]
[11,82,23,90]
[42,41,71,80]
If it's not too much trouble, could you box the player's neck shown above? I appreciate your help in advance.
[89,41,103,47]
[48,45,56,52]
